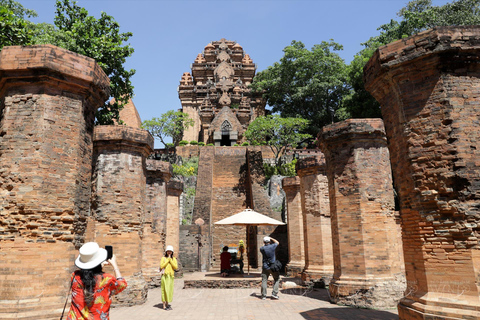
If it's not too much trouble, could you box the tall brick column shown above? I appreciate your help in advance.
[90,125,153,306]
[319,119,405,308]
[296,155,334,285]
[143,160,172,287]
[282,176,305,277]
[364,26,480,319]
[166,180,183,257]
[0,45,109,319]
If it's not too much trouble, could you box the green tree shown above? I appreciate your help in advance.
[251,40,348,136]
[1,0,135,125]
[47,0,135,125]
[0,0,37,49]
[340,0,480,120]
[244,115,311,170]
[142,110,195,151]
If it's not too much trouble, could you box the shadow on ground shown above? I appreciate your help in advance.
[280,287,330,303]
[300,307,399,320]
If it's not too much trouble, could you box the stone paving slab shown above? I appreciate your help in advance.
[111,277,399,320]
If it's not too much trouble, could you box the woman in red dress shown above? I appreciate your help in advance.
[67,242,127,320]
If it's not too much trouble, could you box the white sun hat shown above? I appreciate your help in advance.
[263,236,271,243]
[166,245,174,253]
[75,242,107,270]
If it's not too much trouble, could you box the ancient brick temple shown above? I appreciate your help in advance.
[0,45,180,318]
[319,119,405,308]
[365,26,480,319]
[178,39,266,145]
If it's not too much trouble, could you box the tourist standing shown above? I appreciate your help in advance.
[260,236,280,300]
[160,245,178,310]
[67,242,127,320]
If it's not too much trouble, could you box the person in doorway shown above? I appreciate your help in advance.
[67,242,127,320]
[260,236,280,300]
[160,245,178,310]
[220,246,231,277]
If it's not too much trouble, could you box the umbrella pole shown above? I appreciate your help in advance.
[247,225,250,275]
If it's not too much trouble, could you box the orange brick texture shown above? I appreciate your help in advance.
[143,160,172,286]
[166,180,183,260]
[283,176,305,277]
[364,26,480,319]
[191,147,286,271]
[211,147,249,270]
[319,119,406,308]
[296,155,334,285]
[0,45,109,319]
[90,125,153,306]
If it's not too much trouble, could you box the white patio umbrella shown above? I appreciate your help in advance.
[214,208,285,274]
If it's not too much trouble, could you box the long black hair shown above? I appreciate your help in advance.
[79,264,103,307]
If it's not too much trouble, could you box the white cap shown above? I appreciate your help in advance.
[166,245,174,253]
[75,242,107,270]
[263,236,271,243]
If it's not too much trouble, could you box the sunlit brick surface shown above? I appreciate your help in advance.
[320,119,405,308]
[365,26,480,319]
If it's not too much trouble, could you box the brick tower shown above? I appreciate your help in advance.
[364,26,480,319]
[0,45,109,319]
[178,39,266,145]
[319,119,405,308]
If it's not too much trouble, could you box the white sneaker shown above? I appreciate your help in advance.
[271,294,279,300]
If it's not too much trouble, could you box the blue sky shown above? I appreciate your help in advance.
[20,0,449,144]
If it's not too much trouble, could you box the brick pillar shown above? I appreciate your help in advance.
[143,160,172,287]
[0,45,109,319]
[364,26,480,319]
[296,155,334,285]
[282,176,305,277]
[166,180,183,260]
[91,125,153,306]
[319,119,406,308]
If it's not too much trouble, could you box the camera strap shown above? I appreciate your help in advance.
[60,275,74,320]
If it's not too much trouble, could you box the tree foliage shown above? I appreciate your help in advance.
[251,40,348,135]
[0,0,135,125]
[49,0,135,125]
[244,115,311,169]
[0,6,31,48]
[142,110,194,150]
[340,0,480,120]
[0,0,37,49]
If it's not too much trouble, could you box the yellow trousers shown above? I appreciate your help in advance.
[161,274,174,303]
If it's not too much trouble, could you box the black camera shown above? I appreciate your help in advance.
[105,245,113,260]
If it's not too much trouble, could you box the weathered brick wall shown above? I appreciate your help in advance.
[192,147,214,225]
[247,149,288,270]
[166,180,183,257]
[283,176,305,277]
[364,26,480,319]
[319,119,405,308]
[143,160,172,286]
[90,125,153,306]
[0,45,109,319]
[296,155,334,285]
[211,147,248,270]
[179,225,210,272]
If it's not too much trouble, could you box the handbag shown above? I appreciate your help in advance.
[269,259,282,272]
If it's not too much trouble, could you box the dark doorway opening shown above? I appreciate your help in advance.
[221,133,230,146]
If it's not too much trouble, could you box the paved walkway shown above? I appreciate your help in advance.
[111,277,399,320]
